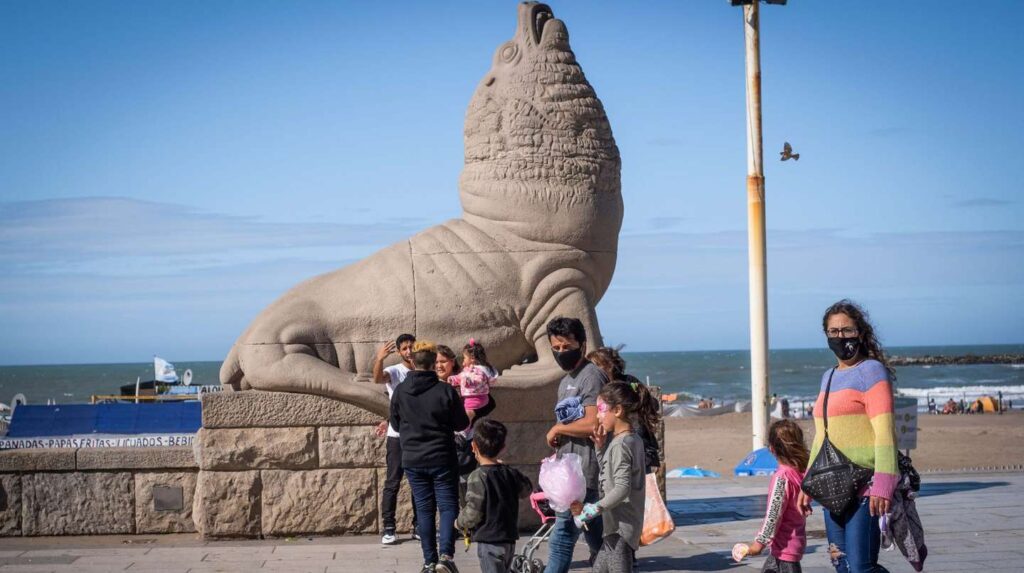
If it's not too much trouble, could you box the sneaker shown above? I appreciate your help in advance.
[436,556,460,573]
[381,529,398,545]
[412,530,421,541]
[419,563,436,573]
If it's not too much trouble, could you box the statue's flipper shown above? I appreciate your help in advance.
[498,286,603,389]
[241,344,390,416]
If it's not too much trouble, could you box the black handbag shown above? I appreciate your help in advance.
[801,368,875,516]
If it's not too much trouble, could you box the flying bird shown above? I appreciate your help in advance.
[780,142,800,161]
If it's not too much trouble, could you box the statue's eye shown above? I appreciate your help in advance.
[499,42,520,64]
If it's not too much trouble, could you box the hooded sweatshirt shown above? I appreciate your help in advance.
[389,369,471,469]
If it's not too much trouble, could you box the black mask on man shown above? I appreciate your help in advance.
[552,347,583,371]
[828,337,861,361]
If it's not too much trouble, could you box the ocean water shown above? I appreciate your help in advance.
[0,344,1021,410]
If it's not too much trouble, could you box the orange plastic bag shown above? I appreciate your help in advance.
[640,473,675,546]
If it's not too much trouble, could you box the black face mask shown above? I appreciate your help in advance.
[828,337,861,361]
[552,347,584,371]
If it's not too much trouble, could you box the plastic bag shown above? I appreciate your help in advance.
[538,453,587,513]
[640,473,675,546]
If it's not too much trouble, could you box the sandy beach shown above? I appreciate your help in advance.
[664,410,1024,476]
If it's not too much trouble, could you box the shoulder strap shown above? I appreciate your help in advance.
[822,368,836,435]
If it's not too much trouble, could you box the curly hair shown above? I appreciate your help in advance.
[822,299,896,382]
[587,347,627,380]
[462,340,494,373]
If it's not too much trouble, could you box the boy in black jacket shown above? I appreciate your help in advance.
[390,341,471,573]
[456,419,533,573]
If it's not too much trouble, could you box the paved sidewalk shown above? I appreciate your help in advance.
[0,472,1020,572]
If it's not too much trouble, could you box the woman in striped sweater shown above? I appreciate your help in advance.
[799,300,898,573]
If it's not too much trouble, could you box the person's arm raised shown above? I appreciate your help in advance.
[372,342,395,384]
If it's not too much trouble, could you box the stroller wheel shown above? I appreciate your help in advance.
[530,558,545,573]
[510,554,526,573]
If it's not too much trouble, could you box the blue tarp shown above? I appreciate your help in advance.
[6,402,201,438]
[667,466,722,478]
[734,447,779,476]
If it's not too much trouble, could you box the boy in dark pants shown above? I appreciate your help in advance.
[456,420,533,573]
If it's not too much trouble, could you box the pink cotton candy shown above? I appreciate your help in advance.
[538,453,587,513]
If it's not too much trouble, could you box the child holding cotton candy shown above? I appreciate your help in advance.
[734,420,809,573]
[573,380,658,573]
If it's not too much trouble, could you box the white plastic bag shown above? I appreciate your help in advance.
[538,453,587,513]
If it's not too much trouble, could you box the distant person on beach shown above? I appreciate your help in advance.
[736,419,809,572]
[798,300,898,573]
[543,317,608,573]
[588,347,662,474]
[943,399,958,415]
[390,341,470,573]
[373,333,419,545]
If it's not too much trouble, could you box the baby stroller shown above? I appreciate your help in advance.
[510,492,558,573]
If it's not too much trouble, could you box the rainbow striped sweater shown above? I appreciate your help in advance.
[809,359,899,500]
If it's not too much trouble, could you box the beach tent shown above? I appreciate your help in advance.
[972,396,999,413]
[663,402,737,418]
[734,447,778,477]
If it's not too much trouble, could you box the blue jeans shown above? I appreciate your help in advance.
[544,488,604,573]
[823,497,891,573]
[406,465,460,565]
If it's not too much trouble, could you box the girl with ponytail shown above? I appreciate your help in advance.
[574,380,661,572]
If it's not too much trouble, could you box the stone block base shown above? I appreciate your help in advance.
[23,472,134,535]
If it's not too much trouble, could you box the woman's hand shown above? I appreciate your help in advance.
[797,491,813,516]
[869,495,891,516]
[747,541,765,556]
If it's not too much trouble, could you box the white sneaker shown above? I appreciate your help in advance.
[381,531,398,545]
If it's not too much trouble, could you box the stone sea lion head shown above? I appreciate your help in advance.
[460,2,622,252]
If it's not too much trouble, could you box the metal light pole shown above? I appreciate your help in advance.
[732,0,784,450]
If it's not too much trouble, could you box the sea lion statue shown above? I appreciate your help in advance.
[220,2,622,417]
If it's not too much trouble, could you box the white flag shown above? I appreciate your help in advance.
[154,356,179,383]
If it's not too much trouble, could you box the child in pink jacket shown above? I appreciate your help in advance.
[736,420,809,573]
[448,340,497,427]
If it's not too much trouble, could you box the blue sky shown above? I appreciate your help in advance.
[1,1,1022,365]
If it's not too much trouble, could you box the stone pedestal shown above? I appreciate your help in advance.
[193,388,556,539]
[0,446,198,537]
